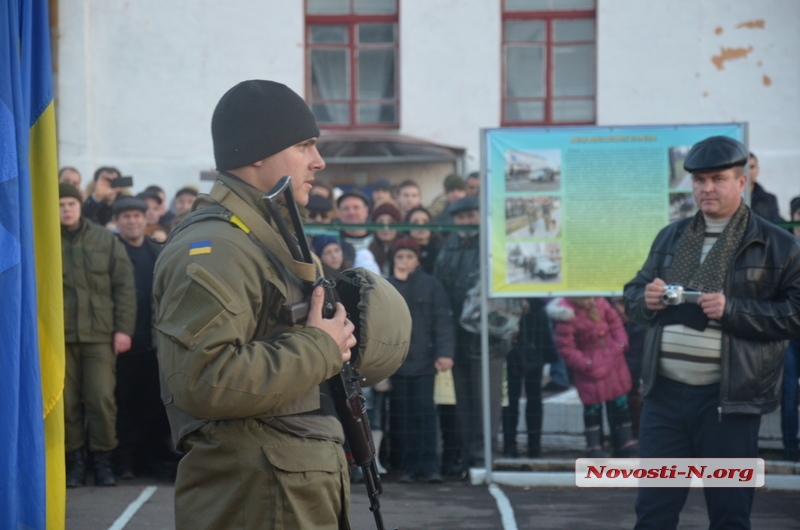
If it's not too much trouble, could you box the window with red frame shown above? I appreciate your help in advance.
[306,0,398,128]
[502,0,596,125]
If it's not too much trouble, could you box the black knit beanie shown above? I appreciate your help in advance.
[58,183,82,202]
[212,80,320,171]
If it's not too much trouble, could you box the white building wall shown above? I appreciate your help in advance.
[57,0,306,198]
[399,0,501,170]
[598,0,800,218]
[56,0,799,215]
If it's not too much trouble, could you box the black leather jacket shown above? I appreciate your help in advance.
[623,208,800,415]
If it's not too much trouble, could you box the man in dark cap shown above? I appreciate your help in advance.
[336,188,381,270]
[60,183,136,488]
[623,136,800,529]
[307,193,335,224]
[111,197,171,479]
[434,195,508,475]
[153,80,407,528]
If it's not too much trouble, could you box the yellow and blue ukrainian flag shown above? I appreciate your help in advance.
[189,239,213,255]
[2,0,66,528]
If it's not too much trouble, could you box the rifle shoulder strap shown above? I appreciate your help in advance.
[168,200,306,309]
[208,181,319,283]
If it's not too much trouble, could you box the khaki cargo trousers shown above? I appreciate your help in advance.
[64,342,118,453]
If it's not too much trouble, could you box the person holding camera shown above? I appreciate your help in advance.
[83,166,129,226]
[623,136,800,529]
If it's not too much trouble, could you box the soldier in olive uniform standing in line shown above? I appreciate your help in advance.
[153,80,409,529]
[60,183,136,487]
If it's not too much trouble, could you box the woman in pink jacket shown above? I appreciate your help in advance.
[547,297,638,457]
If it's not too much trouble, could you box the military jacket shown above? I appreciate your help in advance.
[62,218,136,343]
[153,173,349,447]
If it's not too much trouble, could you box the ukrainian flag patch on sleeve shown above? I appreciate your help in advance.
[189,240,212,255]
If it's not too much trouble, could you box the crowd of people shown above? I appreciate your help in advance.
[57,79,800,530]
[58,167,199,487]
[57,153,800,492]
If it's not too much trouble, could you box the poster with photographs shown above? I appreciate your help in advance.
[483,123,747,296]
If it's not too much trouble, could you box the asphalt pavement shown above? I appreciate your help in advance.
[67,470,800,530]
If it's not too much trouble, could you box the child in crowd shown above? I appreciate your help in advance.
[369,202,402,278]
[405,206,445,275]
[611,297,646,438]
[312,235,352,273]
[547,297,638,457]
[388,237,455,483]
[503,298,558,458]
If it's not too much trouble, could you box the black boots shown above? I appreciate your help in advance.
[527,430,541,458]
[93,451,117,487]
[66,449,86,488]
[611,423,639,458]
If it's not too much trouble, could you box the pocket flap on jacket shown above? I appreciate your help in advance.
[262,442,342,474]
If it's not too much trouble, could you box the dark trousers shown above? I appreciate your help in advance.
[504,348,543,456]
[438,404,460,472]
[115,349,170,471]
[781,339,800,460]
[390,374,437,476]
[453,356,504,463]
[635,376,761,530]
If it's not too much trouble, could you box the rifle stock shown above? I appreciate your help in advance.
[262,176,395,530]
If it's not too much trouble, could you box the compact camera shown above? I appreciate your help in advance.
[661,284,702,305]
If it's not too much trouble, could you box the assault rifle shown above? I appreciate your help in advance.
[263,176,394,530]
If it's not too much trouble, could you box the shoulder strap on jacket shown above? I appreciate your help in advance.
[208,181,319,283]
[166,202,305,307]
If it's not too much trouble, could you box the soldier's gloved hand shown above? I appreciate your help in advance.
[306,286,357,362]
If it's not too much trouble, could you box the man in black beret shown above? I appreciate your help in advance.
[624,136,800,528]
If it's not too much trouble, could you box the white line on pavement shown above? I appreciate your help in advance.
[488,483,518,530]
[108,486,158,530]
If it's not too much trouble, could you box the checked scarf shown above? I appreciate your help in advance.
[668,202,750,293]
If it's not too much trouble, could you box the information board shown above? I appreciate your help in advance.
[483,123,747,297]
